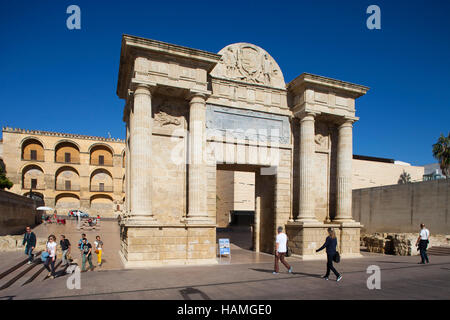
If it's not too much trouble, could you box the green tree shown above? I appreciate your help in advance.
[398,170,411,184]
[432,132,450,178]
[0,160,13,190]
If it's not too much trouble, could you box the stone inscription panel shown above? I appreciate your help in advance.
[206,104,290,144]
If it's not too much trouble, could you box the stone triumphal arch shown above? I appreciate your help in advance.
[117,35,368,267]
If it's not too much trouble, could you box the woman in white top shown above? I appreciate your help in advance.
[44,235,57,279]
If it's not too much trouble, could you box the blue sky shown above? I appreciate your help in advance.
[1,0,449,165]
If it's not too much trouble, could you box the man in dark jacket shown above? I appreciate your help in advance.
[22,226,37,264]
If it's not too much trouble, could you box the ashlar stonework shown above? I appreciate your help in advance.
[117,35,369,267]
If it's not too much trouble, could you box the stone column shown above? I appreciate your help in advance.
[334,119,354,222]
[129,84,155,222]
[186,93,208,223]
[296,113,316,221]
[125,119,130,214]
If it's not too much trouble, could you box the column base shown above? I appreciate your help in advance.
[120,223,217,268]
[120,216,158,227]
[182,216,215,225]
[286,220,362,258]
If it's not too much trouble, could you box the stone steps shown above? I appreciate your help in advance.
[427,246,450,256]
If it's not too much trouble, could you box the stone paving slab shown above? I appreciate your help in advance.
[1,253,449,300]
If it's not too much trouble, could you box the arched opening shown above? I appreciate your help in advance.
[55,166,80,191]
[90,194,114,216]
[122,149,126,168]
[23,191,44,202]
[122,175,125,193]
[90,144,114,166]
[22,164,45,190]
[90,168,113,192]
[55,193,80,212]
[55,141,80,164]
[22,138,44,161]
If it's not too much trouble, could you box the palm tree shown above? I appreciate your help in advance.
[432,132,450,178]
[398,170,411,184]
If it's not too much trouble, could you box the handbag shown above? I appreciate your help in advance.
[333,251,340,263]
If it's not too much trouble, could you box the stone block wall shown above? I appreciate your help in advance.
[353,179,450,234]
[0,189,43,236]
[286,222,361,259]
[120,225,216,267]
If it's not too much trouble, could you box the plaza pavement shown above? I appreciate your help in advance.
[1,247,449,300]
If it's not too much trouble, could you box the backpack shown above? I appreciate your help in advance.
[41,251,49,262]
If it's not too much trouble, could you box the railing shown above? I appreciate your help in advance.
[55,184,81,191]
[22,183,45,190]
[55,156,80,164]
[90,159,114,166]
[90,185,113,192]
[22,155,44,162]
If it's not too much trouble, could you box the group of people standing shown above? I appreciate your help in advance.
[21,226,105,279]
[273,223,432,281]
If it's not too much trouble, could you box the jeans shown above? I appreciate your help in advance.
[62,249,70,265]
[25,245,34,263]
[419,240,429,263]
[44,256,56,276]
[325,254,340,278]
[274,252,291,273]
[82,254,93,271]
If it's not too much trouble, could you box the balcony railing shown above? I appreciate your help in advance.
[55,184,81,191]
[22,155,44,162]
[90,185,113,192]
[90,159,113,166]
[22,184,45,190]
[55,156,80,164]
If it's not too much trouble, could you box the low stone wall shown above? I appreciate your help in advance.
[362,233,450,256]
[0,189,43,236]
[0,234,63,256]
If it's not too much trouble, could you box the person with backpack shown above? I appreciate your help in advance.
[81,238,94,272]
[60,235,71,266]
[78,233,88,252]
[44,235,57,279]
[273,226,292,274]
[22,226,37,264]
[316,227,342,282]
[94,235,103,267]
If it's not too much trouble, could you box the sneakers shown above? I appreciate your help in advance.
[50,276,55,279]
[322,275,329,280]
[337,275,343,282]
[27,261,32,265]
[288,267,293,273]
[47,272,52,277]
[272,272,278,275]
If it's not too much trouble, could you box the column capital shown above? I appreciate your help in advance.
[336,117,357,128]
[298,111,317,122]
[188,89,211,102]
[130,78,157,94]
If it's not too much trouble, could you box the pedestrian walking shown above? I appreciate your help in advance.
[81,238,94,272]
[273,226,292,274]
[416,223,430,264]
[78,233,88,252]
[94,235,103,267]
[44,235,57,279]
[60,235,71,266]
[316,227,342,281]
[22,226,36,264]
